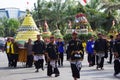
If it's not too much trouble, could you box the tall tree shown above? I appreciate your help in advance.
[8,19,20,36]
[32,0,79,34]
[0,25,4,37]
[0,18,20,37]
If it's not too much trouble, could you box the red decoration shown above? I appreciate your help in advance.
[27,1,29,5]
[83,0,87,3]
[75,13,85,18]
[75,13,87,24]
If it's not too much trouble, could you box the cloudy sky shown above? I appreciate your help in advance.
[0,0,90,11]
[0,0,37,11]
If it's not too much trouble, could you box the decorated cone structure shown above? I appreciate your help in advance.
[15,10,41,42]
[15,10,41,62]
[42,20,51,43]
[53,24,63,39]
[75,13,93,34]
[109,20,118,37]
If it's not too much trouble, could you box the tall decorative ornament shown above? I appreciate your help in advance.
[15,10,41,42]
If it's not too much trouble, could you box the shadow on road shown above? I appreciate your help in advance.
[23,76,56,80]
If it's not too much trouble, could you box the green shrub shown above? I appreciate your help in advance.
[63,34,72,42]
[63,33,96,42]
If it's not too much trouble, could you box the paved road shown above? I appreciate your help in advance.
[0,52,120,80]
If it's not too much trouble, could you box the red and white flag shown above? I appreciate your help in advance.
[26,1,30,9]
[80,0,90,6]
[83,0,87,3]
[27,1,29,5]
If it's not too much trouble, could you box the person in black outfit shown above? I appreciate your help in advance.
[45,36,60,77]
[113,33,120,76]
[94,33,108,70]
[24,38,33,67]
[67,31,84,80]
[107,35,115,64]
[32,34,46,72]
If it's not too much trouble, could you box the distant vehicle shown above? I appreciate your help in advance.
[0,37,5,52]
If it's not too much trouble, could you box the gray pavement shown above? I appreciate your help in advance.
[0,52,120,80]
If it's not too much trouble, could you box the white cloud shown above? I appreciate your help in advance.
[0,0,91,11]
[0,0,37,11]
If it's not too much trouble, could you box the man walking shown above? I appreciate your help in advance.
[24,38,33,68]
[113,33,120,76]
[56,38,64,66]
[32,34,46,72]
[67,31,84,80]
[10,38,19,68]
[5,37,12,67]
[107,35,115,64]
[94,33,108,70]
[45,36,60,77]
[86,36,95,67]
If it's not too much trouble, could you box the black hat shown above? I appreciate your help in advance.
[72,31,78,35]
[97,33,102,35]
[50,36,55,39]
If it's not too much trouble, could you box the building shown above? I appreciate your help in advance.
[0,7,26,19]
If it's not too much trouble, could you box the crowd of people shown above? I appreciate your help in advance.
[3,32,120,80]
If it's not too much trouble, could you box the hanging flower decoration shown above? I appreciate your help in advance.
[75,13,88,24]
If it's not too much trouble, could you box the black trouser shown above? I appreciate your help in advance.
[108,49,113,63]
[66,52,70,60]
[26,55,33,67]
[58,52,64,66]
[96,55,104,68]
[6,53,12,67]
[114,59,120,74]
[11,54,18,67]
[71,63,81,78]
[82,50,85,59]
[47,61,60,76]
[88,53,95,66]
[44,55,48,64]
[34,59,44,69]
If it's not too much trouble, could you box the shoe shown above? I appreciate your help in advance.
[48,75,52,77]
[8,64,11,67]
[42,68,44,71]
[14,66,17,68]
[55,74,60,77]
[101,67,104,70]
[58,65,61,67]
[89,64,92,67]
[114,72,119,76]
[107,61,111,64]
[61,63,63,66]
[96,66,99,70]
[35,69,39,72]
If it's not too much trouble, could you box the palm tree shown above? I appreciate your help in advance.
[78,0,120,31]
[76,0,107,30]
[32,0,79,34]
[98,0,120,31]
[0,25,4,37]
[0,18,20,37]
[100,0,120,13]
[0,17,10,37]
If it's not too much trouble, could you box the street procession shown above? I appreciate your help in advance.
[0,0,120,80]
